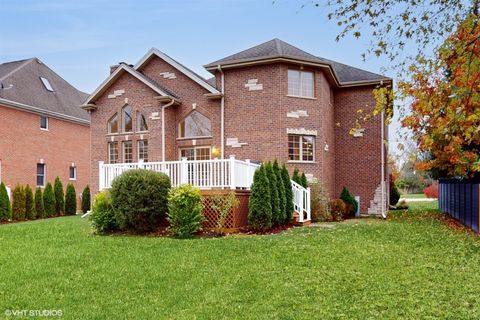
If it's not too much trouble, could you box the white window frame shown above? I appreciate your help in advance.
[122,105,133,133]
[37,163,46,187]
[69,166,77,181]
[40,116,49,131]
[40,77,54,92]
[138,140,148,162]
[123,140,133,163]
[287,70,315,99]
[179,146,211,161]
[108,142,119,164]
[288,134,315,163]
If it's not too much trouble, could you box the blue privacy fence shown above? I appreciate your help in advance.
[439,179,479,232]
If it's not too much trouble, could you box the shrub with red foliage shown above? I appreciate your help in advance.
[423,184,438,199]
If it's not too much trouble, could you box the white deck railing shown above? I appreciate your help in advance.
[99,155,260,190]
[291,180,311,223]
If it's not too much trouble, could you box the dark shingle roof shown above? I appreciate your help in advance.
[204,38,390,85]
[0,58,90,121]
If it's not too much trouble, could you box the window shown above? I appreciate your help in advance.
[69,166,77,180]
[179,111,211,138]
[108,113,118,134]
[180,147,211,160]
[288,135,315,162]
[40,116,48,130]
[37,163,45,187]
[138,140,148,162]
[108,142,119,164]
[122,105,133,132]
[123,141,133,163]
[288,70,314,98]
[40,77,54,92]
[137,112,148,132]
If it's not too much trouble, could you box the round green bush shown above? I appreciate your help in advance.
[340,186,358,217]
[90,191,117,233]
[167,184,204,238]
[111,169,171,233]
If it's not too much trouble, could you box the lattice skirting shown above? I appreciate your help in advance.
[201,189,250,232]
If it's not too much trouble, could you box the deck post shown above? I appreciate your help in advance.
[229,155,235,190]
[99,161,105,190]
[245,159,251,190]
[181,157,188,184]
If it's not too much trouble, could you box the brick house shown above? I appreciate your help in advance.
[83,39,391,214]
[0,58,90,200]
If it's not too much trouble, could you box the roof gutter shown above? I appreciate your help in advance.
[0,97,90,126]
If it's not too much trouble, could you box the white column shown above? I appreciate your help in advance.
[181,157,188,184]
[245,159,251,190]
[229,155,236,190]
[99,161,105,190]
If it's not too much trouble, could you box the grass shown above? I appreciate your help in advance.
[401,193,426,199]
[1,207,480,319]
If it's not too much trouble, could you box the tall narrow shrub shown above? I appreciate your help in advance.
[265,162,280,226]
[248,165,272,231]
[281,164,294,223]
[273,160,286,225]
[54,177,64,215]
[300,172,308,188]
[11,185,26,220]
[43,183,56,217]
[65,184,77,215]
[0,182,11,221]
[35,188,45,218]
[340,186,358,217]
[81,185,91,213]
[292,168,301,185]
[25,185,35,219]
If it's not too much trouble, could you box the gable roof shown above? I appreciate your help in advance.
[135,48,221,94]
[83,63,179,106]
[0,58,90,124]
[204,38,391,87]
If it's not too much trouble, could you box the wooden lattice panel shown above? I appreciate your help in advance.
[201,190,250,231]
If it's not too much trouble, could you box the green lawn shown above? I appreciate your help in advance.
[1,206,480,319]
[401,193,426,199]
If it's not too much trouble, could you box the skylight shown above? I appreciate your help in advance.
[40,77,54,92]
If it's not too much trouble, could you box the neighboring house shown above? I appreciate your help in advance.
[83,39,391,214]
[0,58,90,199]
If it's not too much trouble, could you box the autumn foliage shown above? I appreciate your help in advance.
[400,14,480,178]
[423,184,439,199]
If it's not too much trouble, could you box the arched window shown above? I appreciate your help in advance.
[107,113,118,134]
[137,112,148,132]
[179,111,211,138]
[122,105,133,132]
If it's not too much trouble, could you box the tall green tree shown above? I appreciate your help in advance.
[43,183,56,217]
[11,185,26,220]
[65,184,77,216]
[248,165,272,231]
[24,185,35,219]
[292,168,301,185]
[265,162,281,226]
[54,177,64,215]
[273,160,287,225]
[35,188,45,218]
[0,182,11,221]
[300,173,308,188]
[81,185,91,213]
[281,164,294,223]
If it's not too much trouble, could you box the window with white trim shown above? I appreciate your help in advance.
[69,166,77,180]
[108,113,118,134]
[108,142,119,164]
[288,70,314,98]
[179,111,211,138]
[40,116,48,130]
[137,112,148,132]
[138,140,148,162]
[179,146,211,160]
[123,141,133,163]
[37,163,46,187]
[288,134,315,162]
[122,105,133,133]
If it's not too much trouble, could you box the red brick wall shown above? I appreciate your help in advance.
[0,105,90,206]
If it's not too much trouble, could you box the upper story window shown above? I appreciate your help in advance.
[137,112,148,132]
[288,70,314,98]
[179,111,211,138]
[40,116,48,130]
[40,77,54,92]
[288,134,315,162]
[122,105,133,133]
[108,113,118,134]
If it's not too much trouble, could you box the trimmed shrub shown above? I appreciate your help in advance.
[0,182,11,221]
[81,185,91,213]
[65,184,77,215]
[390,180,401,206]
[90,191,117,233]
[35,188,45,219]
[340,187,357,217]
[423,184,438,198]
[43,183,56,217]
[167,184,204,238]
[292,168,301,185]
[54,177,65,215]
[273,160,286,225]
[281,164,294,224]
[310,181,332,222]
[265,162,281,226]
[248,164,272,231]
[210,191,240,229]
[300,172,308,188]
[111,169,171,233]
[25,185,35,220]
[329,199,346,221]
[11,185,26,220]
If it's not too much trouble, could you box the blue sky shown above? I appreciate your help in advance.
[0,0,404,152]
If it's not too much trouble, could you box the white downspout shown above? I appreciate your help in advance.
[381,109,386,219]
[217,65,225,159]
[161,99,175,162]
